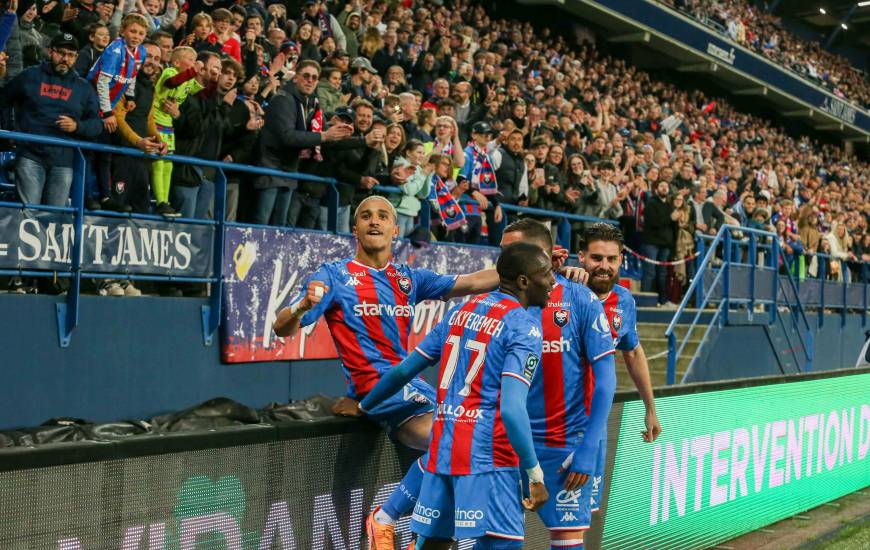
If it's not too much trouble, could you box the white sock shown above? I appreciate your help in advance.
[374,508,396,525]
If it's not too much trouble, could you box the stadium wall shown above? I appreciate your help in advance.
[1,294,866,430]
[2,369,868,549]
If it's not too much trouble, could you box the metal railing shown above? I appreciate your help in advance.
[0,130,620,347]
[665,225,870,385]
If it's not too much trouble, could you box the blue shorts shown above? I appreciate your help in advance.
[363,378,435,432]
[591,434,607,512]
[411,469,525,542]
[533,445,593,531]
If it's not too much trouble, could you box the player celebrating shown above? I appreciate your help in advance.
[359,242,553,550]
[274,196,511,548]
[501,220,616,550]
[578,222,662,515]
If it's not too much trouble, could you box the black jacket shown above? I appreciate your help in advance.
[221,99,260,184]
[642,193,676,247]
[172,87,233,187]
[254,82,323,190]
[299,136,371,204]
[494,146,525,204]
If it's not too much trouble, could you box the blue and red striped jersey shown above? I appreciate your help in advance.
[527,275,616,448]
[88,37,145,113]
[415,291,543,475]
[601,284,639,352]
[293,258,457,399]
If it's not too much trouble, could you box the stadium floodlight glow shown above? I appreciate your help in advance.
[819,7,826,13]
[841,22,849,29]
[858,1,870,8]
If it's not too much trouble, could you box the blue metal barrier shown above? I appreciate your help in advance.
[0,130,621,347]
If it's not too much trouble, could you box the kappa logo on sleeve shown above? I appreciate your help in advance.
[528,326,541,338]
[592,312,611,334]
[523,354,539,381]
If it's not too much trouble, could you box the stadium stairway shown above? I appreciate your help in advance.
[620,291,708,389]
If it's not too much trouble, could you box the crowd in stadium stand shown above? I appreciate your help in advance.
[0,0,867,300]
[665,0,870,109]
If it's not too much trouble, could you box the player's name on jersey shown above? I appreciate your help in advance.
[446,309,506,338]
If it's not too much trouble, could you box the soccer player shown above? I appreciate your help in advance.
[274,196,509,548]
[501,219,616,550]
[578,222,662,515]
[358,241,554,549]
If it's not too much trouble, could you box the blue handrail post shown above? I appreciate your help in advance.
[722,229,731,326]
[694,236,705,307]
[325,181,339,233]
[841,268,848,328]
[56,148,86,348]
[819,257,826,329]
[666,332,677,386]
[201,168,227,346]
[770,237,780,326]
[863,263,868,328]
[748,233,757,317]
[556,217,571,250]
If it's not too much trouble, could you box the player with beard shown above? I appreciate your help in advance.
[579,222,662,515]
[501,219,616,550]
[1,32,102,207]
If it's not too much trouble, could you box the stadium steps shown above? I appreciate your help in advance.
[613,322,702,389]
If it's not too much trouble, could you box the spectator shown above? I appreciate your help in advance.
[344,55,375,101]
[415,107,435,141]
[371,29,406,77]
[702,189,728,235]
[641,180,675,306]
[389,150,426,238]
[2,32,100,207]
[73,22,108,76]
[62,0,101,48]
[251,59,353,225]
[170,50,229,219]
[336,7,361,58]
[492,128,527,207]
[461,120,503,245]
[149,45,203,218]
[18,0,48,68]
[825,222,854,282]
[671,193,696,288]
[301,0,345,52]
[210,8,240,62]
[316,66,343,115]
[429,115,465,169]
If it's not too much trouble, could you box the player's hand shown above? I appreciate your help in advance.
[300,281,328,310]
[551,245,568,270]
[126,101,136,112]
[642,411,662,443]
[332,396,363,417]
[562,471,589,492]
[523,481,548,511]
[559,265,589,285]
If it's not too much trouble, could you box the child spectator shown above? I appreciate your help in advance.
[184,12,221,54]
[17,0,48,68]
[390,139,430,237]
[149,45,203,217]
[210,8,240,62]
[136,0,177,34]
[74,22,109,76]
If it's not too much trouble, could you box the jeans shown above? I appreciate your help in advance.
[483,204,505,246]
[170,181,215,219]
[252,187,293,225]
[15,157,73,206]
[396,214,415,238]
[319,205,351,233]
[287,192,321,228]
[640,243,671,304]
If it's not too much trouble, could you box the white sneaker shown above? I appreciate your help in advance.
[122,281,142,296]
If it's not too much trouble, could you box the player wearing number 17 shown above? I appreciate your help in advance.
[360,242,555,550]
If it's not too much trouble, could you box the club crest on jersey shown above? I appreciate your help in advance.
[397,276,412,295]
[611,313,622,331]
[553,309,569,327]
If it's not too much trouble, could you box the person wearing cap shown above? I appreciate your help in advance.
[301,0,345,51]
[324,48,350,73]
[344,55,376,101]
[1,32,101,206]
